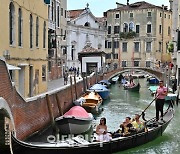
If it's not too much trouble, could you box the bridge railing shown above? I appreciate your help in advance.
[98,61,170,75]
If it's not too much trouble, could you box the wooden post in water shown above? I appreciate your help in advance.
[83,75,86,92]
[70,76,74,102]
[55,94,64,116]
[85,73,88,89]
[74,75,77,100]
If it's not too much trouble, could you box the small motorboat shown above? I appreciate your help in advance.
[124,83,140,91]
[148,77,159,84]
[81,91,103,114]
[98,79,111,88]
[87,84,110,100]
[110,76,119,84]
[55,106,93,135]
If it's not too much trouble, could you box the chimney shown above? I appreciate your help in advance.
[169,0,173,11]
[127,0,129,5]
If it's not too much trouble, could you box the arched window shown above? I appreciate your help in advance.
[18,8,23,46]
[43,21,46,48]
[36,17,39,47]
[9,2,15,45]
[51,1,54,21]
[129,22,134,32]
[84,22,90,27]
[30,14,33,48]
[123,23,128,33]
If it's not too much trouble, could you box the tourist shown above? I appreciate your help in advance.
[63,70,68,85]
[155,80,167,122]
[132,114,145,132]
[96,117,112,142]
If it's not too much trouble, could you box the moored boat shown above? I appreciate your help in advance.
[11,106,174,154]
[148,77,159,84]
[98,80,111,88]
[81,91,103,114]
[110,76,119,84]
[55,106,93,135]
[87,84,110,100]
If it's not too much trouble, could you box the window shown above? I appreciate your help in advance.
[147,24,151,33]
[123,23,128,33]
[134,61,139,67]
[51,1,54,21]
[9,2,15,45]
[168,26,171,36]
[114,26,120,34]
[146,61,151,67]
[159,25,162,34]
[61,8,63,16]
[113,54,118,59]
[122,42,127,52]
[129,22,134,32]
[105,40,108,48]
[42,65,46,81]
[146,42,151,52]
[160,12,162,17]
[114,41,119,48]
[106,53,111,59]
[130,13,133,18]
[36,17,39,47]
[84,22,90,27]
[108,26,111,34]
[159,42,162,52]
[43,21,46,48]
[71,45,75,60]
[136,25,140,33]
[134,42,140,52]
[147,12,152,17]
[108,42,111,48]
[169,15,171,19]
[122,61,127,67]
[165,14,166,18]
[57,6,60,27]
[30,14,33,48]
[115,13,119,19]
[18,8,23,47]
[65,10,67,18]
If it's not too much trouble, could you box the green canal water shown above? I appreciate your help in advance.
[27,78,180,154]
[94,78,180,154]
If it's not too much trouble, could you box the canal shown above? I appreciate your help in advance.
[94,78,180,154]
[26,78,179,154]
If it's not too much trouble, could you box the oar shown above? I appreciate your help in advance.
[140,94,159,121]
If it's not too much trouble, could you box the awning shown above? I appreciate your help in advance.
[7,64,21,70]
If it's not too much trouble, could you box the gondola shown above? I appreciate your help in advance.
[124,83,140,91]
[11,106,174,154]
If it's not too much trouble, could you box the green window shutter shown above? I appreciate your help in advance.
[177,31,180,51]
[44,0,50,4]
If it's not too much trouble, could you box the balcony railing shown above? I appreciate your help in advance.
[120,31,136,39]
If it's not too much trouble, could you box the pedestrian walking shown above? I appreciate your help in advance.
[63,70,68,85]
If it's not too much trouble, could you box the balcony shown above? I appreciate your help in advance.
[120,31,136,39]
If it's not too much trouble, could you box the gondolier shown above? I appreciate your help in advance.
[155,80,167,122]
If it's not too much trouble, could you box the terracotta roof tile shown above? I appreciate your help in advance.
[68,9,85,20]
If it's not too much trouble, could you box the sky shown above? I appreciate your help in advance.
[67,0,170,17]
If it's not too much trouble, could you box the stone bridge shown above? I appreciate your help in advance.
[102,67,165,82]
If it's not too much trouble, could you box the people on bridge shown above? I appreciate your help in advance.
[96,117,112,142]
[155,80,167,122]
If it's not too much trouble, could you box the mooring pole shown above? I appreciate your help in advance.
[74,75,77,99]
[70,76,74,102]
[55,94,63,116]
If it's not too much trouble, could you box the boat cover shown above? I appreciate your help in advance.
[64,106,90,118]
[98,80,111,85]
[89,84,108,91]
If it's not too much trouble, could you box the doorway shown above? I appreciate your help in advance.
[18,66,25,96]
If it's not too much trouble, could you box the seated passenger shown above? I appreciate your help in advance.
[132,114,145,133]
[96,117,112,142]
[123,117,136,136]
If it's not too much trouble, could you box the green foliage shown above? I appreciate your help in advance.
[167,41,174,53]
[120,31,136,39]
